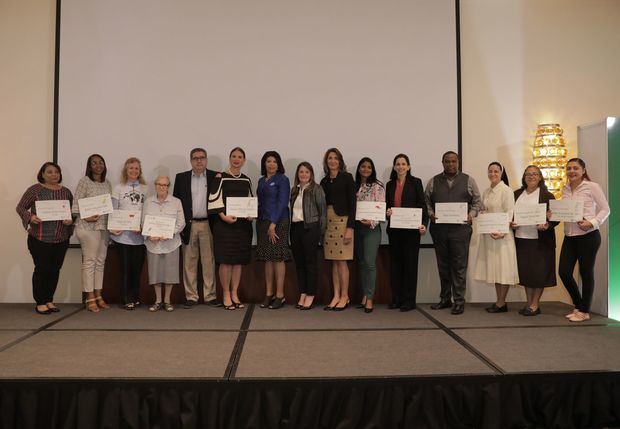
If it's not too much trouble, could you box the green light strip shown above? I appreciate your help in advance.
[608,117,620,321]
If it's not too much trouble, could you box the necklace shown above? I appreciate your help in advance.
[227,169,242,179]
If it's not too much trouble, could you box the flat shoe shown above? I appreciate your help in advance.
[47,306,60,313]
[486,304,507,313]
[35,307,52,315]
[569,312,590,322]
[522,307,541,316]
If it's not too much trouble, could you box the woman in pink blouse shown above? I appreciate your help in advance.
[354,157,385,313]
[16,162,73,314]
[558,158,610,322]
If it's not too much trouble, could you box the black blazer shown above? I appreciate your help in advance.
[173,169,217,245]
[514,187,558,248]
[320,171,356,229]
[386,175,429,232]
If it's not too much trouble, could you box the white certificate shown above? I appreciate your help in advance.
[35,200,71,221]
[435,202,468,224]
[226,197,258,218]
[476,212,510,234]
[513,203,547,226]
[107,210,142,231]
[390,207,422,229]
[78,194,113,219]
[549,200,585,222]
[355,201,386,222]
[142,215,176,239]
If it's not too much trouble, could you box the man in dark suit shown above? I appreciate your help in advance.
[173,148,221,308]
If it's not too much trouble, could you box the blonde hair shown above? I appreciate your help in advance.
[121,157,146,184]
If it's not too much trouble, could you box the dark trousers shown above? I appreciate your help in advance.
[558,230,601,313]
[430,224,472,305]
[388,229,421,306]
[290,222,320,296]
[115,242,145,304]
[27,235,69,305]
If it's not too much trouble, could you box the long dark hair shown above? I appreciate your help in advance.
[567,157,591,181]
[290,162,317,202]
[355,157,383,191]
[323,148,346,175]
[260,151,285,176]
[488,161,509,186]
[85,154,107,182]
[389,153,413,181]
[37,162,63,184]
[520,165,548,191]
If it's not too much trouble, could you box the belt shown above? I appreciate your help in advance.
[192,218,208,221]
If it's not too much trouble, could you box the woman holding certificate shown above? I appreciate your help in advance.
[385,154,428,311]
[16,162,73,314]
[209,147,254,310]
[512,165,557,316]
[110,157,147,310]
[142,176,185,312]
[256,151,292,310]
[290,162,326,310]
[320,148,356,311]
[473,162,519,313]
[558,158,610,322]
[72,154,113,313]
[354,157,385,313]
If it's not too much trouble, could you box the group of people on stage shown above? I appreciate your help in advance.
[17,148,609,322]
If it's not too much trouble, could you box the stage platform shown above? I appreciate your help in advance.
[1,302,619,428]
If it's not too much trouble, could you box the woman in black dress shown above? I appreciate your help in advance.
[209,147,254,310]
[511,165,557,316]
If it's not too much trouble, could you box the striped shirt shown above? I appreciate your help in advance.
[16,184,74,243]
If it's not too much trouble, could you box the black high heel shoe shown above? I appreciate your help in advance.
[260,295,274,308]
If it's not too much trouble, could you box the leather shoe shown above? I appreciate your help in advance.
[387,302,400,310]
[486,303,507,313]
[400,304,416,312]
[183,300,198,309]
[205,299,222,307]
[431,300,452,310]
[451,303,464,315]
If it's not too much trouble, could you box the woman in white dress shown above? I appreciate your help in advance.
[473,162,519,312]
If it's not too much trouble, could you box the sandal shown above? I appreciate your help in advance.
[269,297,285,310]
[95,296,110,309]
[224,303,236,311]
[85,298,99,313]
[124,303,135,311]
[232,300,245,309]
[149,302,162,312]
[260,295,274,308]
[164,303,174,312]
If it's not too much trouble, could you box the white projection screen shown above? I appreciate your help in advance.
[57,0,459,242]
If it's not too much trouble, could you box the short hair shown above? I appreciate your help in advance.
[85,154,107,182]
[121,157,146,184]
[260,151,285,176]
[389,153,412,181]
[154,175,170,185]
[323,148,346,175]
[190,148,207,159]
[37,162,62,184]
[442,151,459,162]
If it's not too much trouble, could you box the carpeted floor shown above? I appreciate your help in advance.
[0,301,617,379]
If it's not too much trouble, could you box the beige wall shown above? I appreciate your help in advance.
[1,0,619,303]
[461,0,620,302]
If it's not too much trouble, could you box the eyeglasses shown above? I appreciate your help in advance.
[156,183,170,187]
[191,156,207,161]
[524,173,540,177]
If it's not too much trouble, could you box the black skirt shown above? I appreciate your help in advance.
[212,217,253,265]
[256,218,292,262]
[515,237,556,288]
